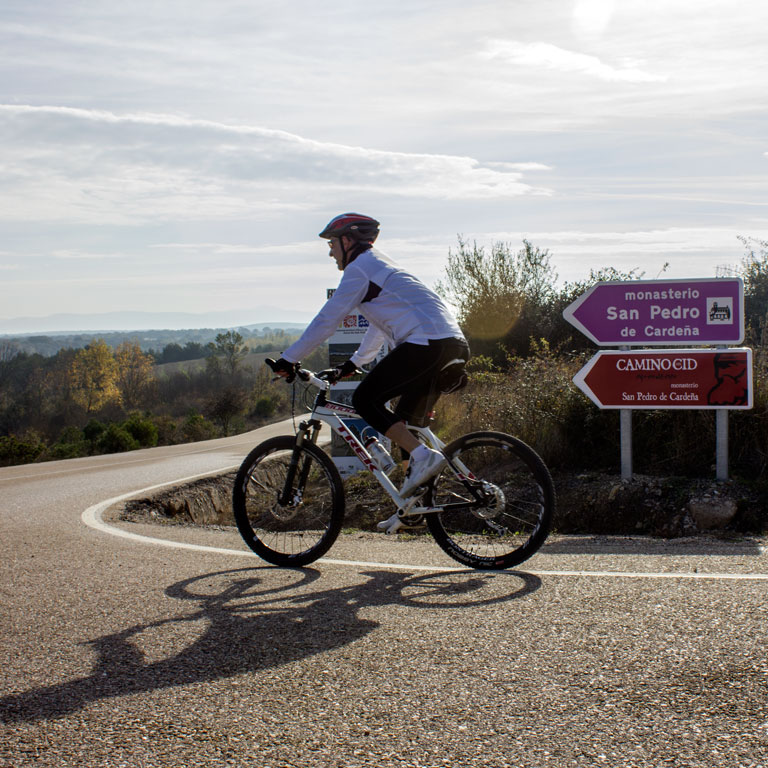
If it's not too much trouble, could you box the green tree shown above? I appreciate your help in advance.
[207,331,248,377]
[122,413,159,448]
[207,388,247,435]
[0,433,46,466]
[739,236,768,348]
[115,341,155,409]
[437,238,558,362]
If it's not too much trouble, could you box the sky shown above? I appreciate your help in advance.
[1,0,767,332]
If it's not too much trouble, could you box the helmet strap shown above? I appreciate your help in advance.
[340,237,351,269]
[340,238,370,269]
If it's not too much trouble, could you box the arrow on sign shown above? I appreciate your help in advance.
[573,348,753,409]
[563,278,744,346]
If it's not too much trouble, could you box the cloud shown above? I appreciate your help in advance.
[51,249,123,260]
[482,40,667,84]
[486,227,748,254]
[0,104,552,225]
[572,0,616,39]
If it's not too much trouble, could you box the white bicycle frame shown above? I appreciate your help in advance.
[297,370,472,518]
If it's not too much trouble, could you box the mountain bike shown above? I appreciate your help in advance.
[233,361,556,570]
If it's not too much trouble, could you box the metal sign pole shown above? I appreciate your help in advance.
[618,346,632,479]
[620,409,633,480]
[716,409,729,481]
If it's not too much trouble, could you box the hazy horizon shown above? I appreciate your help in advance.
[0,309,315,336]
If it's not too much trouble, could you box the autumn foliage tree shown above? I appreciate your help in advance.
[68,340,120,413]
[115,342,155,410]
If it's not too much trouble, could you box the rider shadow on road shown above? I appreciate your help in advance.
[0,567,540,724]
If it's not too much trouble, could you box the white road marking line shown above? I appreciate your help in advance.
[81,473,768,580]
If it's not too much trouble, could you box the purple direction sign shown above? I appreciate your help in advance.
[563,278,744,346]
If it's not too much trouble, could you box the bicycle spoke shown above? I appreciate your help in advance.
[233,436,344,567]
[426,432,554,569]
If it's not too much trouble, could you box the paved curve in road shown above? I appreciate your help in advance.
[2,419,767,767]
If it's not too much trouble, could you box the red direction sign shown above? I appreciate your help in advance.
[573,348,753,409]
[563,278,744,346]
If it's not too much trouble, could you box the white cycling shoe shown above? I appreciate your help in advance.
[376,511,427,535]
[398,448,446,499]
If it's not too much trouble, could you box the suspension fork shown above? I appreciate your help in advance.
[278,420,322,506]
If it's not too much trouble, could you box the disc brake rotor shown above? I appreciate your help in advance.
[473,481,506,520]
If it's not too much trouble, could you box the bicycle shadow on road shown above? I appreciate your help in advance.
[0,566,540,724]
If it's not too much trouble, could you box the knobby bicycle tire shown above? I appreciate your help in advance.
[425,431,555,570]
[233,435,345,567]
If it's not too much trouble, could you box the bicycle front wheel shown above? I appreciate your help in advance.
[233,435,345,567]
[426,431,555,570]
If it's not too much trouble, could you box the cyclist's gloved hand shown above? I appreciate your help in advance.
[317,359,362,384]
[270,357,300,383]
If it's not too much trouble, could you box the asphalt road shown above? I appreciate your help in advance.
[1,419,767,768]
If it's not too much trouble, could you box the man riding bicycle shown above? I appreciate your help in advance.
[271,213,470,500]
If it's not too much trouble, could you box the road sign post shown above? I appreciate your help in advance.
[620,408,632,480]
[564,277,751,481]
[716,410,729,482]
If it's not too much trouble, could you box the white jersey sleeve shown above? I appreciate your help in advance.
[281,264,368,363]
[350,325,388,367]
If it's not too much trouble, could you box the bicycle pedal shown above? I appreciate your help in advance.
[378,516,404,535]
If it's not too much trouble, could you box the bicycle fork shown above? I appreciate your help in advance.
[278,420,321,506]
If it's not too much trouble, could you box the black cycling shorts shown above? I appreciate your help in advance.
[351,337,470,434]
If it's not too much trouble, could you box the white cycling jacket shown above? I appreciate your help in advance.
[282,247,464,367]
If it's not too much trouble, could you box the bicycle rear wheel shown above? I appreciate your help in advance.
[426,431,555,570]
[233,435,345,567]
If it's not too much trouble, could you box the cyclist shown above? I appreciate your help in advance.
[271,212,470,499]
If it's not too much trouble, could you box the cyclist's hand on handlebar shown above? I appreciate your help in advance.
[266,357,300,383]
[317,359,362,384]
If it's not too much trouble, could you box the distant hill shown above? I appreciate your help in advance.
[0,310,311,335]
[0,323,308,357]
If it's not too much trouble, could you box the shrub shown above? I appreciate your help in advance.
[434,345,768,482]
[45,426,89,460]
[97,424,140,453]
[83,419,106,444]
[122,413,159,448]
[0,433,46,466]
[252,396,277,419]
[180,411,218,442]
[152,414,178,446]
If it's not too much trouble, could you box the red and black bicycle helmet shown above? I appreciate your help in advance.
[319,213,380,243]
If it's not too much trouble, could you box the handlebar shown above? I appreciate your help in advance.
[265,358,328,389]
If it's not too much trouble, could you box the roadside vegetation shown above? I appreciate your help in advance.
[0,329,326,465]
[2,236,767,501]
[432,236,768,491]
